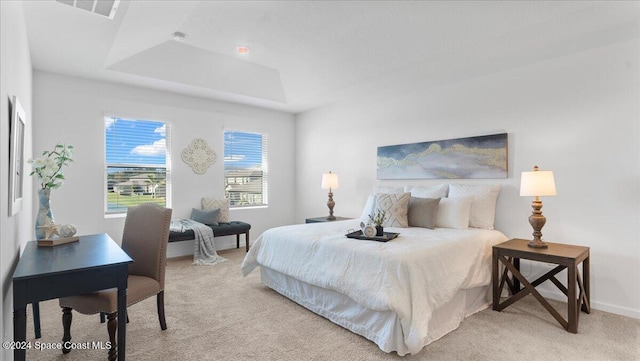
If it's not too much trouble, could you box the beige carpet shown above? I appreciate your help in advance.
[25,248,639,361]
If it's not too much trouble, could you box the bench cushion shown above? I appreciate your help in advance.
[169,221,251,242]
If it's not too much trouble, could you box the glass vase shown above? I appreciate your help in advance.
[35,188,54,240]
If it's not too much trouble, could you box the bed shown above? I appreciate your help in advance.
[241,218,508,355]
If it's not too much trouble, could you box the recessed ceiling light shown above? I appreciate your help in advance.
[172,32,186,42]
[237,46,250,54]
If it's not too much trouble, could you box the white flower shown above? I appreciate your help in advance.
[33,157,45,168]
[29,143,74,190]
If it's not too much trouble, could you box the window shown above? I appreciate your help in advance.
[224,130,268,207]
[105,117,170,214]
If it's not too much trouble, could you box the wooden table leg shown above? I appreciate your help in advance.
[117,288,126,361]
[492,248,499,310]
[583,256,591,313]
[567,264,578,333]
[32,302,41,339]
[513,257,521,292]
[13,307,27,361]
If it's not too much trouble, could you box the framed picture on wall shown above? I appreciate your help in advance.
[9,95,26,216]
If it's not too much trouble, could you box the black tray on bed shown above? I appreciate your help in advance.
[345,230,399,242]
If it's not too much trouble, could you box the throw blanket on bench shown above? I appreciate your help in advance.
[170,219,227,266]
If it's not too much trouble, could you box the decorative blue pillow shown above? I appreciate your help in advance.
[190,208,220,226]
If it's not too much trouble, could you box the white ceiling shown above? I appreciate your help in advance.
[21,1,640,114]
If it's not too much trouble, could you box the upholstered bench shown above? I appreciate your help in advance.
[168,221,251,252]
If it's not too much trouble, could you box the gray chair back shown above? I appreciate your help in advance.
[121,203,172,290]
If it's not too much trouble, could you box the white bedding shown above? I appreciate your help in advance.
[241,219,508,355]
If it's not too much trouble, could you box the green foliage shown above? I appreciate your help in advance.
[369,209,386,226]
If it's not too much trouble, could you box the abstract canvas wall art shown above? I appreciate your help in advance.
[377,133,508,179]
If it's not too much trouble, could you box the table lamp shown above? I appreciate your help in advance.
[321,171,339,220]
[520,165,556,248]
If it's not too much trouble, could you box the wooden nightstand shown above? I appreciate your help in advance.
[492,238,590,333]
[305,216,352,224]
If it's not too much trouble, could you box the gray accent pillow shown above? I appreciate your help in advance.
[190,208,220,226]
[407,197,441,229]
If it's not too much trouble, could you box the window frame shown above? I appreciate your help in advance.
[104,116,172,217]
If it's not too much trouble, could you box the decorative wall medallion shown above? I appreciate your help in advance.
[182,138,216,174]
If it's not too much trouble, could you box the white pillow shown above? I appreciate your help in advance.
[404,184,448,198]
[448,184,501,230]
[360,194,375,223]
[435,197,473,229]
[373,186,404,194]
[374,192,411,228]
[201,198,230,223]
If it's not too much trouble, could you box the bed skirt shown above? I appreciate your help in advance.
[260,266,491,356]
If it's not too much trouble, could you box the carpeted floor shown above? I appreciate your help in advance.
[25,248,639,360]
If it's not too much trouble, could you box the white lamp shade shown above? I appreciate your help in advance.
[321,173,339,190]
[520,170,556,197]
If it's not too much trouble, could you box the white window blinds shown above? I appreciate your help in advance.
[104,117,171,214]
[224,130,268,207]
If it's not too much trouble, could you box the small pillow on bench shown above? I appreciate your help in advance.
[190,208,220,226]
[202,198,230,223]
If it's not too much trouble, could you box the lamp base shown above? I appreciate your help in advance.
[527,239,548,248]
[527,199,548,248]
[326,191,335,221]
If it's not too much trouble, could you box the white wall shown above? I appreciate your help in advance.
[33,72,296,257]
[295,39,640,318]
[0,1,34,359]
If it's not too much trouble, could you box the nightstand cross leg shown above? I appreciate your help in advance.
[498,257,517,295]
[577,272,590,313]
[532,265,566,288]
[497,255,569,330]
[495,256,544,309]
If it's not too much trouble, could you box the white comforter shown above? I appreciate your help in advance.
[241,219,507,355]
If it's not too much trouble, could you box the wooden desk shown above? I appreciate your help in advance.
[12,233,133,360]
[492,239,590,333]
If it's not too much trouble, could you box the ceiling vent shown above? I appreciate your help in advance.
[56,0,120,20]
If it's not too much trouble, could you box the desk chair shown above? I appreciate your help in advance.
[59,203,172,360]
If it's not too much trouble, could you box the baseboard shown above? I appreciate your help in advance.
[167,236,250,259]
[537,289,640,319]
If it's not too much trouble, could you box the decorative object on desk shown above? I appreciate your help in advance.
[59,224,77,238]
[181,138,216,174]
[9,96,26,216]
[321,171,339,220]
[37,236,79,247]
[29,143,74,239]
[520,165,557,248]
[38,221,60,239]
[369,209,387,236]
[377,133,508,180]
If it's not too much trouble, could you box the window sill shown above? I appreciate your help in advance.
[104,213,126,219]
[230,205,268,211]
